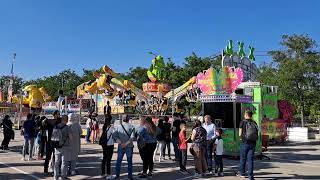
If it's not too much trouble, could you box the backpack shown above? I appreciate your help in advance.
[245,120,258,142]
[51,125,67,148]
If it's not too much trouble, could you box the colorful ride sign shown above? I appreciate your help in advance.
[196,66,243,95]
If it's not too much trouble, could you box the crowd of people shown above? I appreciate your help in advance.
[0,109,258,180]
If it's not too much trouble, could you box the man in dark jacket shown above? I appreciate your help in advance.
[43,110,61,176]
[22,113,36,161]
[104,101,112,117]
[162,116,172,159]
[0,115,13,150]
[172,113,183,161]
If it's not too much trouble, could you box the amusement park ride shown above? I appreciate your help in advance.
[0,41,294,156]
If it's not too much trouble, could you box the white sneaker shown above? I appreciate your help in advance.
[219,172,224,176]
[71,171,77,176]
[106,175,113,179]
[27,158,35,161]
[215,173,219,177]
[21,157,26,161]
[194,173,201,178]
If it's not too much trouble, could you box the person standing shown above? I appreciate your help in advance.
[54,115,72,180]
[178,121,188,174]
[91,113,99,143]
[43,110,60,176]
[213,128,224,177]
[171,113,182,161]
[67,113,82,176]
[100,115,114,179]
[85,113,93,143]
[22,113,36,161]
[163,116,172,160]
[191,120,207,178]
[237,110,258,180]
[153,119,166,162]
[104,101,112,117]
[202,115,216,173]
[0,115,13,150]
[113,114,135,180]
[39,116,48,159]
[138,117,158,179]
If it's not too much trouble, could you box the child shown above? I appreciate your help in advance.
[34,131,42,160]
[213,128,224,176]
[178,121,189,174]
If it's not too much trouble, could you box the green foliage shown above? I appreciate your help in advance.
[179,53,213,84]
[257,63,278,85]
[121,67,149,89]
[24,69,82,100]
[266,34,320,126]
[190,101,202,116]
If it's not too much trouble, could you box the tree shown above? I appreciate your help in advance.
[268,34,320,127]
[257,62,278,85]
[163,58,183,87]
[121,67,149,89]
[179,53,214,85]
[24,69,82,99]
[82,69,98,82]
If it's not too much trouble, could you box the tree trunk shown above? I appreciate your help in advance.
[300,107,304,127]
[299,95,305,127]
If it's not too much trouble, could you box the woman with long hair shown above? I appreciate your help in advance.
[91,113,100,143]
[191,119,207,178]
[100,115,114,179]
[138,117,158,178]
[153,118,166,162]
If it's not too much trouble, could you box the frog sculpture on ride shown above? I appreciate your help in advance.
[147,55,165,82]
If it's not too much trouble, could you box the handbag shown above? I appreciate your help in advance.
[189,145,196,156]
[99,127,111,145]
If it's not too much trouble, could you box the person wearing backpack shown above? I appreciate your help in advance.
[53,115,72,180]
[43,110,61,176]
[113,114,135,180]
[237,110,259,180]
[22,113,37,161]
[99,115,114,179]
[67,113,82,176]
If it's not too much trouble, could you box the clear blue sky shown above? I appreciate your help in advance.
[0,0,319,80]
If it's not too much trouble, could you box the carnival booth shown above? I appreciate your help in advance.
[196,41,264,156]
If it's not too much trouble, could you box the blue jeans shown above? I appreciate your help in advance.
[22,138,34,159]
[206,140,214,170]
[86,128,91,142]
[239,143,255,179]
[172,137,180,160]
[115,146,133,178]
[54,152,70,180]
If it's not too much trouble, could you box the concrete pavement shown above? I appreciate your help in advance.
[0,131,319,180]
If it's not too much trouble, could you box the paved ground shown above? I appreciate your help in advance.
[0,131,320,180]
